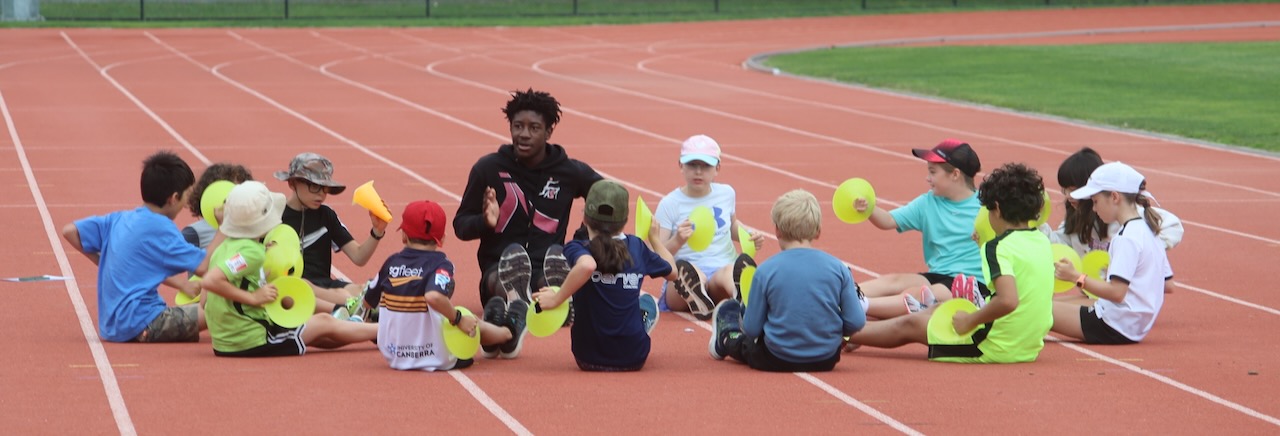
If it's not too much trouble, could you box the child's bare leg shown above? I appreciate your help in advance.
[859,273,931,298]
[479,320,512,346]
[343,282,363,298]
[707,265,735,302]
[865,283,946,319]
[1050,302,1086,341]
[312,286,354,306]
[847,311,930,348]
[301,314,377,349]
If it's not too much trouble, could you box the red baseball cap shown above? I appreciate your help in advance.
[912,139,981,178]
[400,200,446,245]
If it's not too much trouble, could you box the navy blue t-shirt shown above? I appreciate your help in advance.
[563,235,671,368]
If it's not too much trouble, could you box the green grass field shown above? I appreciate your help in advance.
[767,42,1280,152]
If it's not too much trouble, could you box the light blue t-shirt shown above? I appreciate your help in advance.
[890,191,983,280]
[742,248,866,363]
[75,207,205,342]
[655,183,737,274]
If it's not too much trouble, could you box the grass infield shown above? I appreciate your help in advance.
[767,42,1280,152]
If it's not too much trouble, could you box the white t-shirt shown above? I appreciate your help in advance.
[1092,218,1173,342]
[655,183,737,275]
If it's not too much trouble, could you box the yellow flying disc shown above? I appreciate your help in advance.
[352,181,393,222]
[175,275,202,305]
[738,226,755,258]
[441,307,480,359]
[687,206,715,252]
[832,178,875,224]
[634,197,653,241]
[528,286,571,338]
[1051,243,1083,293]
[264,276,315,328]
[1080,250,1109,299]
[1030,190,1052,228]
[928,299,981,344]
[738,264,756,307]
[974,207,997,246]
[200,180,235,230]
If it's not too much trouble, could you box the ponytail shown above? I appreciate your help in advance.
[585,217,631,274]
[1134,181,1163,235]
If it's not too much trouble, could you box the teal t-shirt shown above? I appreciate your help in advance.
[206,238,270,353]
[890,191,983,280]
[977,228,1054,363]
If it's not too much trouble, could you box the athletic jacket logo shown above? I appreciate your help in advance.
[539,178,560,200]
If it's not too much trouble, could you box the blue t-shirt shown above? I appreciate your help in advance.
[563,235,672,368]
[75,207,205,342]
[742,248,865,363]
[890,191,983,280]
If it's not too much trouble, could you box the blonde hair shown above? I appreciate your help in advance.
[771,189,821,242]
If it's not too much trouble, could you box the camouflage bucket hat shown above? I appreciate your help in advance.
[273,152,346,195]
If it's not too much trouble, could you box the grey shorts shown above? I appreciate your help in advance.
[133,305,200,343]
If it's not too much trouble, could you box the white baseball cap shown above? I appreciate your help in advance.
[679,134,721,166]
[1070,162,1145,199]
[220,181,286,239]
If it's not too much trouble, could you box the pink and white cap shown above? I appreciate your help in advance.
[679,134,721,166]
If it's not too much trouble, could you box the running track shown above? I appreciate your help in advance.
[1,4,1278,434]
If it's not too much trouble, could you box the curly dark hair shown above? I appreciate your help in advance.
[502,88,561,130]
[188,163,254,216]
[978,162,1044,225]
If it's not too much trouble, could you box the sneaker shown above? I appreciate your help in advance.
[732,253,757,303]
[674,260,714,320]
[904,293,925,314]
[639,292,659,334]
[331,303,351,320]
[498,244,533,302]
[344,296,365,323]
[500,299,529,359]
[951,274,983,309]
[543,245,571,288]
[481,296,507,359]
[919,285,937,308]
[709,299,743,360]
[544,245,574,327]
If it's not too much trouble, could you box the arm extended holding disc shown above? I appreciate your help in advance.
[201,266,276,307]
[533,257,594,310]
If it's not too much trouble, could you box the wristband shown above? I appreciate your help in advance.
[1075,274,1087,290]
[451,309,463,326]
[370,228,384,240]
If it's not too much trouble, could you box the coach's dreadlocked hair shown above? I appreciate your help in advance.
[978,162,1044,226]
[502,88,561,130]
[188,163,254,217]
[1058,147,1107,246]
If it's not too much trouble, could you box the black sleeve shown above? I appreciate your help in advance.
[454,157,493,241]
[325,207,355,250]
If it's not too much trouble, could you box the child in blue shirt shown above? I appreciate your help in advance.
[710,189,866,372]
[62,151,218,343]
[533,180,676,371]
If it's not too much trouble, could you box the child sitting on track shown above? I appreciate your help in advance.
[1050,162,1173,344]
[709,189,865,372]
[366,200,518,371]
[202,181,376,357]
[532,180,677,372]
[62,151,217,343]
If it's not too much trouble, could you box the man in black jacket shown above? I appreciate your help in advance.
[455,89,602,309]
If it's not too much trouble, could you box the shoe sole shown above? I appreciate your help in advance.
[543,245,571,288]
[675,260,714,320]
[498,244,533,302]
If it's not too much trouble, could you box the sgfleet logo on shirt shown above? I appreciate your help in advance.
[590,271,643,290]
[387,264,425,288]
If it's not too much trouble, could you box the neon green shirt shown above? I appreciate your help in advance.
[977,228,1054,363]
[206,238,269,353]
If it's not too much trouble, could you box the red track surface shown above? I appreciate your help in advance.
[2,4,1278,434]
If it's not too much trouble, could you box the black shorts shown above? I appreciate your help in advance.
[1079,306,1136,345]
[309,277,353,290]
[920,272,992,297]
[214,323,308,357]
